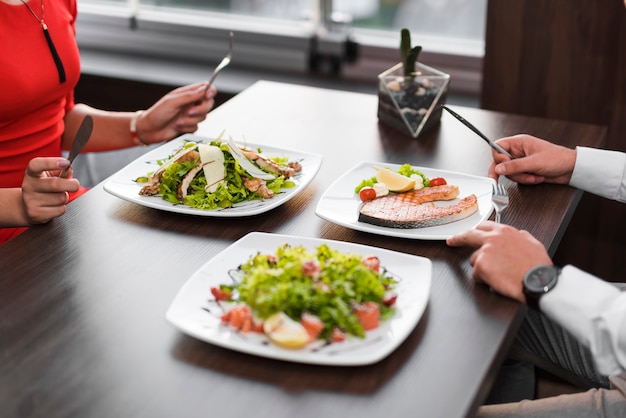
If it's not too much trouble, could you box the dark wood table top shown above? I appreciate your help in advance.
[0,81,606,418]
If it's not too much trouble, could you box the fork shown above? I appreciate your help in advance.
[205,31,233,92]
[492,183,509,223]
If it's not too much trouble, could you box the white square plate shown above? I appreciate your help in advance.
[315,162,495,240]
[103,134,323,217]
[165,232,432,366]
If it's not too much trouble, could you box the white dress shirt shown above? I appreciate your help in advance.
[570,146,626,203]
[540,146,626,377]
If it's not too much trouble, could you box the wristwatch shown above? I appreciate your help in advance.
[522,265,561,310]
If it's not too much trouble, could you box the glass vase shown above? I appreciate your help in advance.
[377,62,450,138]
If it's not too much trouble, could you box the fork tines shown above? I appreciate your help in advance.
[492,184,509,223]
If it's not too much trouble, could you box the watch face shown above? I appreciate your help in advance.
[525,266,559,293]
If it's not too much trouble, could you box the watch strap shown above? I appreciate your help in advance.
[523,265,561,310]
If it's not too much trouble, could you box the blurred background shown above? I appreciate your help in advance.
[74,0,486,185]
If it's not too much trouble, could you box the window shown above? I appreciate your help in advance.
[76,0,485,95]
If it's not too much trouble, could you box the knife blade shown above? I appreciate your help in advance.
[441,105,513,159]
[59,115,93,178]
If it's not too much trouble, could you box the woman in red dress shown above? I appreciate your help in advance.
[0,0,216,244]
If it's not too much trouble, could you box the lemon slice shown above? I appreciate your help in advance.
[263,312,310,349]
[375,166,416,192]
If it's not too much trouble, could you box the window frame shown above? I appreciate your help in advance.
[76,2,483,96]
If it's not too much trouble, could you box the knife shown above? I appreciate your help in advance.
[441,105,513,159]
[59,115,94,178]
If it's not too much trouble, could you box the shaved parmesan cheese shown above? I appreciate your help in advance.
[227,136,275,181]
[198,143,225,193]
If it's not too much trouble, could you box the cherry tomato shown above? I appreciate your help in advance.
[211,287,232,301]
[331,327,346,343]
[429,177,447,187]
[353,301,380,331]
[359,187,377,202]
[302,259,321,277]
[301,312,324,340]
[363,256,380,272]
[383,291,398,307]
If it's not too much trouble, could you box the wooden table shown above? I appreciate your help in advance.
[0,81,606,418]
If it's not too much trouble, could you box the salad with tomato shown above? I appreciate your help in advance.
[210,243,398,348]
[355,163,447,202]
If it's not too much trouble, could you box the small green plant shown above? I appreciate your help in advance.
[400,28,422,77]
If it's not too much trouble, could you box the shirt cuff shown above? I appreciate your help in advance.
[540,265,626,375]
[570,146,626,201]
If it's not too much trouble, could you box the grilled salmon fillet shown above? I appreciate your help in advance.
[359,185,478,228]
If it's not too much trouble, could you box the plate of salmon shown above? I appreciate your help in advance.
[315,162,496,240]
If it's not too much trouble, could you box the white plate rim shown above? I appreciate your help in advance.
[103,134,323,217]
[315,161,496,240]
[165,232,432,366]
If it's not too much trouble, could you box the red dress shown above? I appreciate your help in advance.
[0,0,83,244]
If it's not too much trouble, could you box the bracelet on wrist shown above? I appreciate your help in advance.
[130,110,148,146]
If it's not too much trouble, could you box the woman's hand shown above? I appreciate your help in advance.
[21,158,80,225]
[488,134,577,185]
[63,82,218,152]
[136,81,217,145]
[446,221,553,303]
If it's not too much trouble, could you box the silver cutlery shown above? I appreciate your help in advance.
[59,115,93,178]
[441,105,513,159]
[205,31,233,92]
[492,183,509,223]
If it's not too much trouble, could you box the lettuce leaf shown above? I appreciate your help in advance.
[230,243,396,340]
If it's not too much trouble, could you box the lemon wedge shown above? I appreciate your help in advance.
[375,166,416,192]
[263,312,310,349]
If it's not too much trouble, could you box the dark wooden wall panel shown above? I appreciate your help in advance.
[482,0,626,282]
[482,0,622,127]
